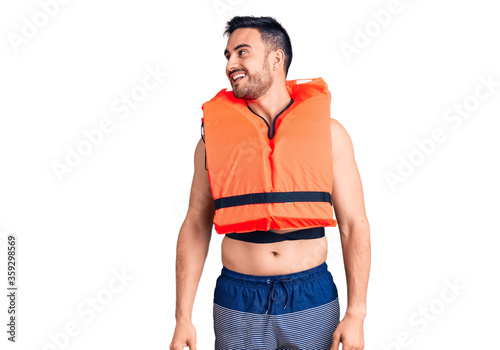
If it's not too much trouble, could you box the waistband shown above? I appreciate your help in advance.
[220,261,328,287]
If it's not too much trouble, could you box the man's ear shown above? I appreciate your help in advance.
[272,49,285,71]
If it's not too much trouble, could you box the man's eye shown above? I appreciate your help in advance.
[239,50,247,56]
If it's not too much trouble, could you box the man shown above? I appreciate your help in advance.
[170,16,370,350]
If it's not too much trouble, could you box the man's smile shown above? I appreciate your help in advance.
[230,71,247,83]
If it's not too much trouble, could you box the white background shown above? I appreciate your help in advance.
[1,0,499,349]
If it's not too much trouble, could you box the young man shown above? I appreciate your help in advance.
[170,16,370,350]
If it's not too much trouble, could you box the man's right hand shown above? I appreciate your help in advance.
[169,320,197,350]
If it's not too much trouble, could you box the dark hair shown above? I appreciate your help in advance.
[224,16,293,76]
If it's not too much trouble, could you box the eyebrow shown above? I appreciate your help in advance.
[224,44,252,57]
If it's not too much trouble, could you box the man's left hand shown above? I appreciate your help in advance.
[330,311,365,350]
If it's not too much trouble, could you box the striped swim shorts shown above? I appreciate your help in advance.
[213,261,340,349]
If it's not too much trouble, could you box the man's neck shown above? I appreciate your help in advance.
[245,81,291,124]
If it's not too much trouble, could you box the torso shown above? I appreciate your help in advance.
[221,228,328,275]
[216,85,331,275]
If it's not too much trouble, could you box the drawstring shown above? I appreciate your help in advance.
[265,277,293,314]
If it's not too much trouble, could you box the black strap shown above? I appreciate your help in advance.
[214,191,332,210]
[201,121,207,170]
[226,227,325,243]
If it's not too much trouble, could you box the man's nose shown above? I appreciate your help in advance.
[226,56,239,76]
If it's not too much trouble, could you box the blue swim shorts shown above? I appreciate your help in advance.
[213,261,340,349]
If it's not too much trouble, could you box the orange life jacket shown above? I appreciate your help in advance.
[201,77,337,234]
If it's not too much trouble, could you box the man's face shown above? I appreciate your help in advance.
[224,28,273,100]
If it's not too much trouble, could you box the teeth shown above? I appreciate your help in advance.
[232,73,245,81]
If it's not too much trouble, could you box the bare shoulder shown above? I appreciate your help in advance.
[329,118,355,159]
[185,138,214,230]
[192,137,212,201]
[329,119,368,226]
[193,137,207,169]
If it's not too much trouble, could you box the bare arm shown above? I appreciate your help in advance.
[170,138,215,350]
[330,118,370,316]
[330,118,370,349]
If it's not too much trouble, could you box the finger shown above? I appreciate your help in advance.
[170,340,187,350]
[331,333,340,350]
[187,339,197,350]
[169,342,180,350]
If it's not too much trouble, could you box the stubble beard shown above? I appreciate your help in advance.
[232,59,273,100]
